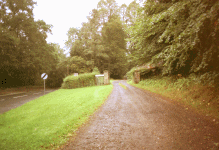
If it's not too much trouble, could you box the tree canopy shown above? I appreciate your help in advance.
[0,0,65,87]
[2,0,218,86]
[127,0,219,85]
[65,0,129,78]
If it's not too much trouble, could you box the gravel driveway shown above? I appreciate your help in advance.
[62,80,219,150]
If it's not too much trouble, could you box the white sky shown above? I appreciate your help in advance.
[33,0,136,51]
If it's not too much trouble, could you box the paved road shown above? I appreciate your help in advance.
[62,80,219,150]
[0,89,58,114]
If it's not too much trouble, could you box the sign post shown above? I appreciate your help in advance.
[41,73,48,95]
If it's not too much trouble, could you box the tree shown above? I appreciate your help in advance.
[46,43,67,87]
[125,0,140,25]
[128,0,219,85]
[65,27,79,50]
[65,0,129,78]
[0,0,57,87]
[97,0,119,24]
[121,1,142,70]
[120,4,127,23]
[66,7,108,74]
[102,14,127,78]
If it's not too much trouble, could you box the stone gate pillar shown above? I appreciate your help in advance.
[104,70,109,85]
[133,71,140,84]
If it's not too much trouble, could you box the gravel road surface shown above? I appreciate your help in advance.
[62,80,219,150]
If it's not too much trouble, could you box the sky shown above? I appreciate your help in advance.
[33,0,136,51]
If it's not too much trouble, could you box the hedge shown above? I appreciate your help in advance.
[61,72,97,89]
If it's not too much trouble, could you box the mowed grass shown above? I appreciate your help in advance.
[0,84,113,150]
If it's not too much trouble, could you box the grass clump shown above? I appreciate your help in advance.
[0,84,113,150]
[128,75,219,119]
[119,83,127,90]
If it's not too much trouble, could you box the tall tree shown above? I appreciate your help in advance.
[65,0,129,78]
[120,4,127,23]
[0,0,56,87]
[46,43,67,87]
[97,0,119,24]
[128,0,219,85]
[122,0,141,70]
[65,27,79,50]
[102,14,127,78]
[126,0,140,25]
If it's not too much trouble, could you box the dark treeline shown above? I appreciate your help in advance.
[66,0,219,86]
[127,0,219,86]
[0,0,66,88]
[1,0,219,87]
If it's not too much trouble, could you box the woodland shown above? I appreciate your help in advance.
[1,0,219,88]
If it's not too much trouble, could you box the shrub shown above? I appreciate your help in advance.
[61,72,97,89]
[92,66,100,74]
[46,69,66,88]
[126,67,137,80]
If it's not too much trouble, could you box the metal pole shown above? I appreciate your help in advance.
[67,65,69,75]
[44,79,45,95]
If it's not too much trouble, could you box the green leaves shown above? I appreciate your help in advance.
[0,0,60,87]
[62,72,97,89]
[65,1,128,79]
[128,0,219,82]
[101,14,128,78]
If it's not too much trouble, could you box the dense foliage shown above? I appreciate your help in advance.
[2,0,218,87]
[128,0,219,86]
[65,0,137,79]
[101,14,128,78]
[0,0,66,88]
[61,67,101,89]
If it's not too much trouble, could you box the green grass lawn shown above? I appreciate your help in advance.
[0,84,113,150]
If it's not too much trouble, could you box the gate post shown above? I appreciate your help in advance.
[133,71,140,84]
[104,70,109,85]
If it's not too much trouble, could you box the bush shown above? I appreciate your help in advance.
[126,67,137,80]
[46,69,66,88]
[92,66,100,74]
[61,72,97,89]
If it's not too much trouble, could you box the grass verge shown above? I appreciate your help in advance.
[128,76,219,120]
[119,83,127,90]
[0,84,113,150]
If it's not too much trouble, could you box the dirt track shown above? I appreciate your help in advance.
[62,80,219,150]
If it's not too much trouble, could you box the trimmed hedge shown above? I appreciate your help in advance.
[61,73,97,89]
